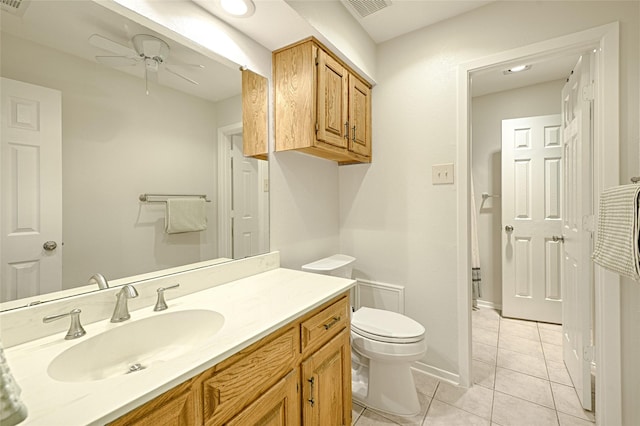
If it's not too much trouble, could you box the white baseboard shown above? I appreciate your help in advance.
[475,299,502,311]
[412,361,461,386]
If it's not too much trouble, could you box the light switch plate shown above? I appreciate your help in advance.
[432,163,454,184]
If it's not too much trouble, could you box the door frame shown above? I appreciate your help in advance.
[456,22,620,424]
[217,122,243,259]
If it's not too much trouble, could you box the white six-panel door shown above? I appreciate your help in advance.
[1,78,62,302]
[561,54,594,411]
[501,114,563,324]
[231,134,260,259]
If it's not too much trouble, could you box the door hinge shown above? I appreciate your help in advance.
[315,122,319,134]
[582,84,595,101]
[582,215,595,232]
[583,345,595,363]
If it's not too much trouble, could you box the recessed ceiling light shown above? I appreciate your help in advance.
[503,64,531,75]
[220,0,255,17]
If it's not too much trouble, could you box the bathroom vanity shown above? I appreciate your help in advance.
[0,254,355,425]
[110,294,351,426]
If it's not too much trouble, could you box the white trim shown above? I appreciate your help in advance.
[591,23,621,426]
[411,363,460,386]
[457,23,620,418]
[217,122,243,259]
[355,278,405,314]
[475,300,502,311]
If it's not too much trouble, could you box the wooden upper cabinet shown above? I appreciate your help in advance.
[274,37,372,165]
[317,48,349,149]
[242,69,268,160]
[348,75,371,158]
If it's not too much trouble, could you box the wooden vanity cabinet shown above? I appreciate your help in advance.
[274,37,372,165]
[108,292,352,426]
[107,376,200,426]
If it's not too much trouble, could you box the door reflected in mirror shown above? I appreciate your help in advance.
[0,1,269,309]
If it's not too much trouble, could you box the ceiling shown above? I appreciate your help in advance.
[200,0,579,96]
[339,0,492,44]
[0,0,241,102]
[1,0,582,101]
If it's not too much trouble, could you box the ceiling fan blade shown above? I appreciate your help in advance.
[95,56,139,67]
[89,34,137,57]
[165,67,199,85]
[167,60,205,69]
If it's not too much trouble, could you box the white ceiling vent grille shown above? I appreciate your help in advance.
[1,0,31,16]
[345,0,391,18]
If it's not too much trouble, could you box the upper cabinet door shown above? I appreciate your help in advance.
[242,69,268,160]
[316,49,348,149]
[348,75,371,158]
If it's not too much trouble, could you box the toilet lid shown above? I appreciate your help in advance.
[352,307,425,344]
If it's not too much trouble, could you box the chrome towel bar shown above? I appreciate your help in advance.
[139,193,211,203]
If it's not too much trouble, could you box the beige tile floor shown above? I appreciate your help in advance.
[351,308,596,426]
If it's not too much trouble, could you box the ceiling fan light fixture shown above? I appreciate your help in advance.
[132,34,169,62]
[503,64,531,75]
[219,0,255,17]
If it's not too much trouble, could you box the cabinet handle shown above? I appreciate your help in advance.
[323,316,341,330]
[344,121,349,139]
[352,125,356,142]
[307,377,315,406]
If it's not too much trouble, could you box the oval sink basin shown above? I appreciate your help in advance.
[48,309,224,382]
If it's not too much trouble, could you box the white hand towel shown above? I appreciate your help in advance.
[0,341,28,426]
[165,198,208,234]
[592,184,640,281]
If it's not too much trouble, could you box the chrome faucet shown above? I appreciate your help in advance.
[110,285,139,323]
[89,273,109,289]
[154,284,180,311]
[43,308,86,340]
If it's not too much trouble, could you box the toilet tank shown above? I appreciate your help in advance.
[301,254,355,279]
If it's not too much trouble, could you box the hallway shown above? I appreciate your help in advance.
[352,307,595,425]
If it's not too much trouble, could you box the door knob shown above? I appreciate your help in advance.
[43,241,57,251]
[504,225,514,232]
[552,235,565,243]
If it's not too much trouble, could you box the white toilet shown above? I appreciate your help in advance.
[302,254,427,416]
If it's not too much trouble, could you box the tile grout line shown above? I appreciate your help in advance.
[537,320,562,425]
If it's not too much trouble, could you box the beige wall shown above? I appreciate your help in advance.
[471,79,565,307]
[340,1,638,385]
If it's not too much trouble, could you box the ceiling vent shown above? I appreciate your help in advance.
[0,0,31,16]
[344,0,391,19]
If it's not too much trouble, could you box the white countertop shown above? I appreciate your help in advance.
[4,268,354,425]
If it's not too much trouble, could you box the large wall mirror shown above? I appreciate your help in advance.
[0,1,269,310]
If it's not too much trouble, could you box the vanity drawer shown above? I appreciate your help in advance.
[201,326,298,425]
[301,296,349,355]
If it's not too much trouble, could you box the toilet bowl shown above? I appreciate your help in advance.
[301,255,427,416]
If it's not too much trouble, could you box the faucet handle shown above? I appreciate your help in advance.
[43,308,87,340]
[154,284,180,311]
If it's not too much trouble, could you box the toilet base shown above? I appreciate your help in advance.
[352,357,421,416]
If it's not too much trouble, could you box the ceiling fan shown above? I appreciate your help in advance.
[88,33,203,94]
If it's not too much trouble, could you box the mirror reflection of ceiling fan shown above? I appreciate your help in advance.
[88,33,204,94]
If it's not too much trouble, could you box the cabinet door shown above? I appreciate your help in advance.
[108,380,198,426]
[301,329,352,426]
[316,48,348,149]
[226,369,300,426]
[242,69,268,159]
[202,327,298,425]
[348,74,371,158]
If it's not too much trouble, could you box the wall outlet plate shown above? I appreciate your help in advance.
[432,163,454,184]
